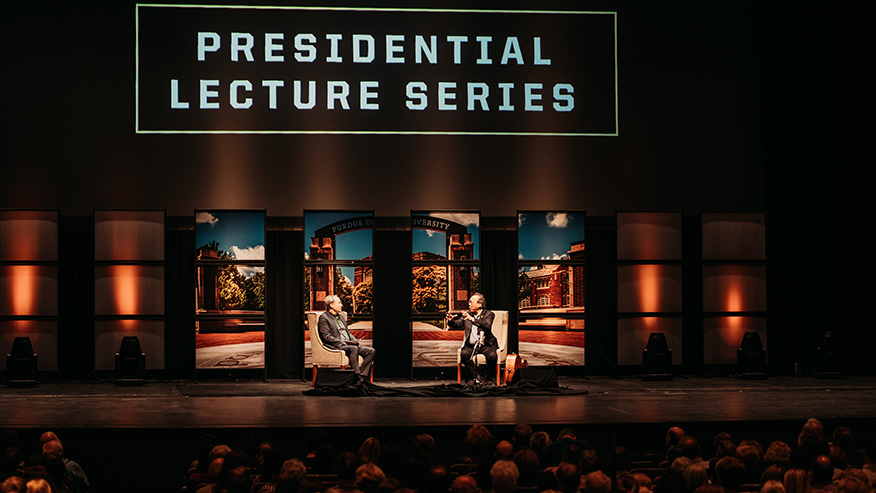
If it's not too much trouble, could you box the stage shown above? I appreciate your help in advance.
[4,375,875,429]
[2,375,875,492]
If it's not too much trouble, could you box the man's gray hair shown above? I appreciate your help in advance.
[471,292,486,308]
[324,295,339,307]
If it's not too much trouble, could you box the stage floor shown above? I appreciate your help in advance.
[3,375,875,430]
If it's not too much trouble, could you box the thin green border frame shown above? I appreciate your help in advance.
[135,4,618,136]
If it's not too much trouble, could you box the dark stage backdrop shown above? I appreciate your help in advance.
[165,223,196,378]
[14,2,861,376]
[3,1,764,217]
[265,229,301,379]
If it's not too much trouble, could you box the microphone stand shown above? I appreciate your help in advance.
[469,312,483,362]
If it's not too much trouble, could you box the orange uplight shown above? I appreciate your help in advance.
[719,316,746,345]
[11,265,38,316]
[643,316,659,330]
[725,286,742,312]
[112,265,142,315]
[723,266,743,312]
[11,319,35,333]
[637,265,662,312]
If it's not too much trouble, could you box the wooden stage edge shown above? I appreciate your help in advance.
[3,375,875,431]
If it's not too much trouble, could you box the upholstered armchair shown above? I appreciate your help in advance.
[306,311,372,387]
[456,310,509,385]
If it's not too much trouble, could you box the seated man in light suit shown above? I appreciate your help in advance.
[318,295,375,382]
[447,292,496,385]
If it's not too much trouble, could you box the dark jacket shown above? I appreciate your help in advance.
[318,311,358,349]
[449,309,497,349]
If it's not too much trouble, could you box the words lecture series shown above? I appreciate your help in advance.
[167,33,576,112]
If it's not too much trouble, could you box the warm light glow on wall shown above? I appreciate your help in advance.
[718,316,746,345]
[720,266,746,312]
[10,319,35,333]
[725,284,742,312]
[637,265,662,312]
[112,265,142,315]
[95,265,163,315]
[91,211,165,370]
[701,212,768,365]
[618,264,682,313]
[10,265,38,316]
[2,265,57,316]
[703,265,767,312]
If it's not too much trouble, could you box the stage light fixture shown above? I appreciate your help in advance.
[813,331,846,379]
[6,336,38,387]
[115,336,146,386]
[642,332,673,381]
[736,331,767,379]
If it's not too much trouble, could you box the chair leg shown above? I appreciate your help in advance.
[457,363,462,384]
[496,364,502,386]
[312,365,317,388]
[370,362,374,384]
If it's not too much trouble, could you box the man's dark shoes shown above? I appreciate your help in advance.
[474,376,490,386]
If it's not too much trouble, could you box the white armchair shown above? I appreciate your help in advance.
[306,311,372,387]
[456,310,509,385]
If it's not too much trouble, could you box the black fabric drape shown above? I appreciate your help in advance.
[303,381,587,397]
[681,215,704,375]
[165,225,195,379]
[58,216,94,380]
[585,217,617,375]
[372,228,411,378]
[480,228,519,354]
[266,229,301,379]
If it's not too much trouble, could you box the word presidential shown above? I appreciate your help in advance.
[170,32,575,113]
